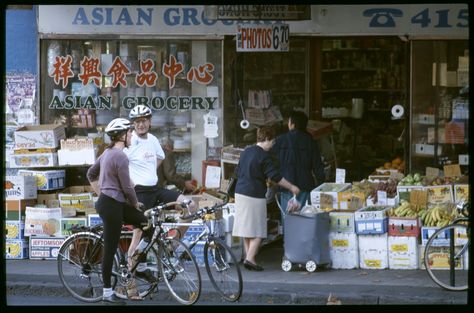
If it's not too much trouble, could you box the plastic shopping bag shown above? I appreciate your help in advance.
[286,195,301,213]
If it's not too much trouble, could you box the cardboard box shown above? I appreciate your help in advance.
[58,186,95,212]
[37,193,60,208]
[87,213,102,226]
[310,183,351,209]
[9,152,58,168]
[18,169,66,191]
[355,206,391,220]
[337,192,365,210]
[454,184,469,203]
[358,233,388,269]
[14,124,66,149]
[355,218,388,235]
[58,149,96,166]
[60,218,87,236]
[29,237,66,260]
[388,236,418,269]
[396,185,425,203]
[329,232,359,269]
[426,185,453,204]
[5,199,37,221]
[5,175,37,200]
[388,217,421,237]
[419,245,463,270]
[5,239,29,259]
[24,206,62,237]
[5,221,25,240]
[329,210,356,233]
[420,227,458,247]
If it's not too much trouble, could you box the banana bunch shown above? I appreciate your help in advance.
[389,200,419,218]
[421,206,452,227]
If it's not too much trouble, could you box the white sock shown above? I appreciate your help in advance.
[103,287,113,297]
[136,262,146,272]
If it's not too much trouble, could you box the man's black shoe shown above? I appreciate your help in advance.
[136,269,157,283]
[102,293,126,305]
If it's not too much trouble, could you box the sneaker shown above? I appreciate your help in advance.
[102,293,126,305]
[136,269,157,283]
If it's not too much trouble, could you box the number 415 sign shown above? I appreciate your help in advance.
[236,23,290,52]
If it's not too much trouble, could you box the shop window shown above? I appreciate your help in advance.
[40,39,222,180]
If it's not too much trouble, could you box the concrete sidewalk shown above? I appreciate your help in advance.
[4,239,469,305]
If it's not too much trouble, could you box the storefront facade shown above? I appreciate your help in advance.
[5,4,469,185]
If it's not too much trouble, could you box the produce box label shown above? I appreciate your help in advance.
[24,207,62,237]
[60,218,87,236]
[454,184,469,202]
[426,185,453,204]
[29,237,66,260]
[5,240,29,259]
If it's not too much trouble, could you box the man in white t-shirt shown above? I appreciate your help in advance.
[124,104,196,283]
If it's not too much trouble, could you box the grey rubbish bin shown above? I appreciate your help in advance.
[281,212,331,272]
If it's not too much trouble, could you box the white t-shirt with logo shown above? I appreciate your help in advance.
[124,132,165,186]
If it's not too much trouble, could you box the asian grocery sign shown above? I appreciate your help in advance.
[236,23,289,52]
[48,55,217,111]
[38,5,467,36]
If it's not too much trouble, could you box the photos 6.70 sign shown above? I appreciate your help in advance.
[236,23,289,52]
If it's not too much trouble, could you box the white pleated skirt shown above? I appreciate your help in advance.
[232,193,267,238]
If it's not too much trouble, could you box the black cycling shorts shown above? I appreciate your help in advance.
[134,184,181,210]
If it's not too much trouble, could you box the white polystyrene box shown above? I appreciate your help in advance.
[358,233,388,269]
[388,236,418,269]
[329,232,359,269]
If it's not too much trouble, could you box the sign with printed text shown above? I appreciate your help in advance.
[38,5,467,36]
[236,23,289,52]
[425,167,440,178]
[410,190,428,208]
[426,185,454,204]
[335,168,346,184]
[443,164,461,177]
[377,190,387,205]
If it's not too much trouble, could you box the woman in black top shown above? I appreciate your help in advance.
[232,126,300,271]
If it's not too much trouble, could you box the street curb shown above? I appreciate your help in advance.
[6,281,467,305]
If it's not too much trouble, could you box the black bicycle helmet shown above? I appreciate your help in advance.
[129,104,152,120]
[105,118,133,139]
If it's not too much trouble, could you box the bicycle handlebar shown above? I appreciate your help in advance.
[181,191,229,220]
[142,200,192,230]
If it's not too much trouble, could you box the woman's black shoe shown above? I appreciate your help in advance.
[243,260,264,271]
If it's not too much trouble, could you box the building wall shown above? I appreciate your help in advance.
[6,6,38,74]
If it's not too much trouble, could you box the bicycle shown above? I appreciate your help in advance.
[57,200,202,305]
[175,191,243,302]
[424,201,470,291]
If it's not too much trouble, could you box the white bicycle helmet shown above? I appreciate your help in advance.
[105,118,133,138]
[129,104,152,120]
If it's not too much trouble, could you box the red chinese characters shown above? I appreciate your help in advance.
[186,63,214,85]
[78,56,102,87]
[50,55,75,89]
[162,55,184,89]
[107,56,131,88]
[136,59,158,87]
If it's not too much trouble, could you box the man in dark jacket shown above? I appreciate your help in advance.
[271,111,325,218]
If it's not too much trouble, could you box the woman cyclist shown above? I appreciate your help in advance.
[87,118,151,304]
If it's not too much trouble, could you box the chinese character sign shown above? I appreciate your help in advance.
[49,54,215,89]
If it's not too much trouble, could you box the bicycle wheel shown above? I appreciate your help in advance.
[57,232,114,302]
[424,223,469,291]
[114,233,159,300]
[204,236,243,302]
[159,238,201,305]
